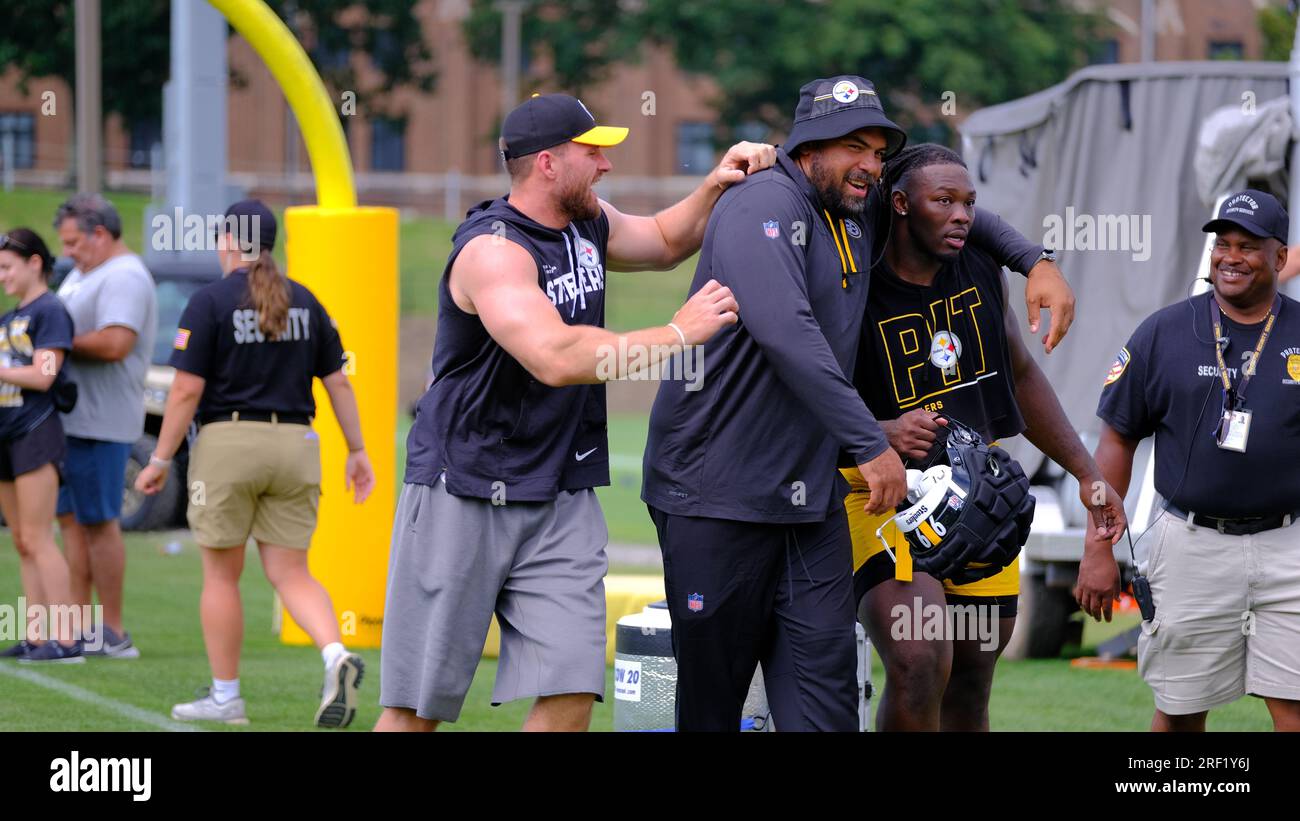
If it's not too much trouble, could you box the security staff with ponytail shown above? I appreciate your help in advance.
[135,199,375,728]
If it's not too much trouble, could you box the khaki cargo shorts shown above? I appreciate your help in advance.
[186,418,322,549]
[1138,511,1300,715]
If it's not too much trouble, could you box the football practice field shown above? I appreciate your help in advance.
[0,187,1277,731]
[0,413,1275,732]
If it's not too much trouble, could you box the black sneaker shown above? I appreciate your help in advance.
[83,626,140,659]
[1,640,32,659]
[18,641,85,664]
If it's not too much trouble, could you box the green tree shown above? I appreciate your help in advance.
[464,0,1099,144]
[0,0,435,129]
[462,0,637,97]
[273,0,436,118]
[1259,2,1297,61]
[0,0,170,128]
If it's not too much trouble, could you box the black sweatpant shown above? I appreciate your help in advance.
[648,505,859,732]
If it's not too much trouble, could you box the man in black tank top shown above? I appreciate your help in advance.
[378,93,776,732]
[845,145,1128,731]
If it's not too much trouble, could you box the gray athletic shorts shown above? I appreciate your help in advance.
[379,475,609,722]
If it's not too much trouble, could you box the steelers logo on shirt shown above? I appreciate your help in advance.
[929,330,962,370]
[577,237,601,270]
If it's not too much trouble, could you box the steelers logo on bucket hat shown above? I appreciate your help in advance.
[784,75,907,158]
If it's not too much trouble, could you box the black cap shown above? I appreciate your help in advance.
[784,76,906,158]
[220,199,277,253]
[499,93,628,161]
[1202,189,1290,243]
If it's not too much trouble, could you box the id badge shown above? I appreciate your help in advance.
[1217,409,1251,452]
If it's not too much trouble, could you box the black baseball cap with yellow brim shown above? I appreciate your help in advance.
[499,93,628,161]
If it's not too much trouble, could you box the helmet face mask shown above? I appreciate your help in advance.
[908,474,964,550]
[875,417,1036,584]
[878,465,968,561]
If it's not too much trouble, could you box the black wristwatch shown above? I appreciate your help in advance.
[1039,248,1057,263]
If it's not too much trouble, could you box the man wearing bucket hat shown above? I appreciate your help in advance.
[642,75,1075,731]
[377,93,776,732]
[1080,189,1300,731]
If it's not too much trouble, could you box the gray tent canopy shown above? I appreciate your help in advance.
[959,61,1290,476]
[1195,93,1291,205]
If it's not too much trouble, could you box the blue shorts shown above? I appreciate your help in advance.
[56,436,133,525]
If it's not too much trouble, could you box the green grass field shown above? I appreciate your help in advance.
[599,413,659,544]
[0,531,617,732]
[0,189,152,257]
[0,527,1276,732]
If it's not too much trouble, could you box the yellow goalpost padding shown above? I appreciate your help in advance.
[282,206,398,648]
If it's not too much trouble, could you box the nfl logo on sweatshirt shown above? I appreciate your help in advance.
[687,593,704,612]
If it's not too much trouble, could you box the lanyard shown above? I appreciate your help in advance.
[1209,293,1280,409]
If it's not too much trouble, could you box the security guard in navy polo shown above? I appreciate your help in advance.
[642,76,1074,731]
[136,199,375,728]
[1080,189,1300,732]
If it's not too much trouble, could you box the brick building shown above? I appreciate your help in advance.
[0,0,1284,212]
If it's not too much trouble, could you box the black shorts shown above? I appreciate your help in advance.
[0,413,66,481]
[945,593,1019,619]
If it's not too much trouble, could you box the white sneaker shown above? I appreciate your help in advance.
[315,653,365,729]
[171,689,249,725]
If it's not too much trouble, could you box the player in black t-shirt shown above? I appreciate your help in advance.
[843,145,1126,730]
[0,228,82,663]
[134,200,374,728]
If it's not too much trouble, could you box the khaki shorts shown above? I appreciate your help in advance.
[186,419,322,549]
[1138,511,1300,715]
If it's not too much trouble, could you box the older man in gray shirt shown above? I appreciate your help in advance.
[54,194,157,658]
